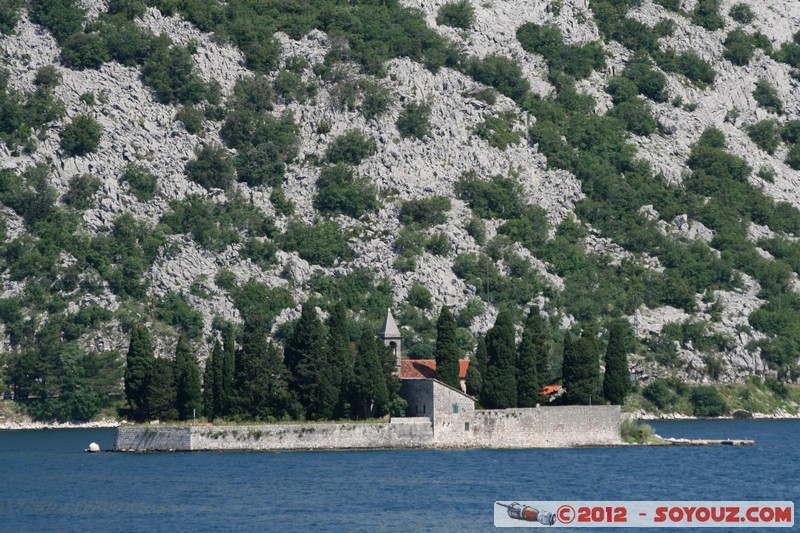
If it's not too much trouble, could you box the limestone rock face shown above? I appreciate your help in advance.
[3,0,800,381]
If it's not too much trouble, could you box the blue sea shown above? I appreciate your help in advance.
[0,420,797,532]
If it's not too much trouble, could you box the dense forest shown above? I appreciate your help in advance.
[2,0,800,421]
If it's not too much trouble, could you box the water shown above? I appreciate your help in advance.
[0,420,797,532]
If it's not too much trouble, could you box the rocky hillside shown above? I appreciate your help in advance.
[2,0,800,387]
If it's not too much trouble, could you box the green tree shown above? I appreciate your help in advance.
[348,331,389,419]
[602,322,629,405]
[327,301,353,418]
[221,322,235,416]
[185,144,235,190]
[434,307,461,389]
[481,310,517,408]
[124,324,154,420]
[66,173,101,209]
[144,357,177,421]
[284,302,338,420]
[203,339,222,420]
[753,79,783,115]
[436,0,474,29]
[174,336,202,420]
[60,114,102,156]
[465,339,484,398]
[516,306,545,407]
[325,129,376,165]
[396,101,431,139]
[233,315,296,420]
[314,163,378,218]
[690,385,727,416]
[562,329,601,405]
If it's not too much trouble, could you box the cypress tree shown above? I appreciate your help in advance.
[221,323,235,416]
[234,315,296,420]
[203,340,223,420]
[144,357,177,421]
[603,322,630,405]
[434,306,461,389]
[535,316,553,385]
[516,306,545,407]
[562,329,601,405]
[284,303,338,420]
[175,336,202,420]
[465,337,485,398]
[328,301,353,418]
[124,324,155,420]
[348,331,389,419]
[481,310,517,408]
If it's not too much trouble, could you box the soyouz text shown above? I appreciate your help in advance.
[494,501,794,528]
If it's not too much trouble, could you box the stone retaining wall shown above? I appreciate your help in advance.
[114,405,621,451]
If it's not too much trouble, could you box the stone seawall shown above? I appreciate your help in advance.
[115,405,621,452]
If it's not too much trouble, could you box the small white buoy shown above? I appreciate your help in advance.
[85,442,101,453]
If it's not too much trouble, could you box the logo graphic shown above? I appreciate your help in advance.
[495,502,556,525]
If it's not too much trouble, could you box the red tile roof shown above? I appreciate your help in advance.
[400,359,469,379]
[540,385,563,396]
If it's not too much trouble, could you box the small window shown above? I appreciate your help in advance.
[423,404,426,414]
[464,422,470,431]
[452,403,459,414]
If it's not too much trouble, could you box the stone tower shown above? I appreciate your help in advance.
[380,309,402,375]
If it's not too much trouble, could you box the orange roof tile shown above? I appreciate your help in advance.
[400,359,470,380]
[540,385,563,396]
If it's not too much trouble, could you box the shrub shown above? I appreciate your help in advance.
[29,0,85,43]
[425,232,452,256]
[235,143,285,187]
[654,50,716,87]
[359,80,393,120]
[399,196,451,227]
[516,23,605,79]
[34,64,62,89]
[746,120,780,155]
[469,54,530,103]
[270,185,294,216]
[280,220,354,267]
[780,120,800,144]
[175,105,204,135]
[272,71,306,103]
[723,29,755,66]
[62,32,110,70]
[185,144,235,190]
[122,164,158,201]
[455,172,524,219]
[155,292,203,339]
[606,76,638,104]
[474,112,521,149]
[60,114,102,156]
[654,18,676,38]
[229,76,273,112]
[215,269,237,290]
[408,283,432,309]
[325,129,376,165]
[396,101,431,139]
[465,217,485,245]
[436,0,474,30]
[79,92,95,106]
[642,379,676,410]
[66,173,101,209]
[786,143,800,171]
[690,385,727,416]
[240,238,277,269]
[691,0,724,32]
[314,164,378,218]
[0,0,23,35]
[620,418,656,444]
[608,99,657,136]
[757,166,776,183]
[142,43,206,105]
[107,0,147,19]
[622,57,668,102]
[753,79,783,115]
[729,3,754,24]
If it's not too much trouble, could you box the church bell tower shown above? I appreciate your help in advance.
[380,309,401,376]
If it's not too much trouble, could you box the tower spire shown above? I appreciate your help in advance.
[379,309,402,375]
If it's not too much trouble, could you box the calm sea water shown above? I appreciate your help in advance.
[0,420,797,532]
